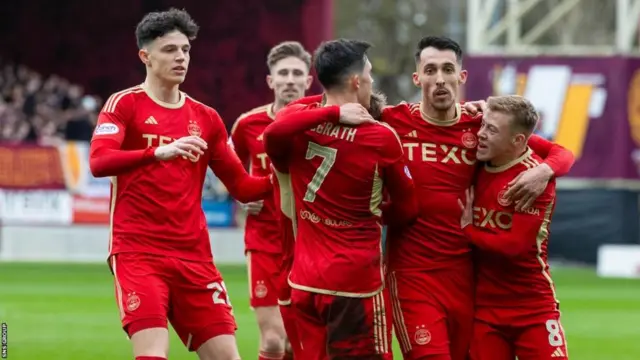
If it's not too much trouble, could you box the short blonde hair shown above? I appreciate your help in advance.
[487,95,539,135]
[267,41,311,70]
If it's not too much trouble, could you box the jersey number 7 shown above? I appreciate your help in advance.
[303,142,337,202]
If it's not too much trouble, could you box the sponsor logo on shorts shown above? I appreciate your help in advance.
[414,325,431,345]
[94,123,119,135]
[126,292,140,312]
[254,281,268,298]
[497,189,512,207]
[461,131,478,149]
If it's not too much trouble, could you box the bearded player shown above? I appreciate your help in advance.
[380,36,575,360]
[89,9,272,360]
[264,39,419,359]
[459,95,568,360]
[230,41,313,360]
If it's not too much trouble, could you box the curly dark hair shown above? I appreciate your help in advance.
[135,8,199,49]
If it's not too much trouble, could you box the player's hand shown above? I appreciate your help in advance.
[505,163,554,211]
[463,100,487,115]
[154,136,208,161]
[240,200,264,215]
[457,186,474,228]
[339,103,375,125]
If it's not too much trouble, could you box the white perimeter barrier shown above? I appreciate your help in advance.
[597,244,640,278]
[0,226,246,265]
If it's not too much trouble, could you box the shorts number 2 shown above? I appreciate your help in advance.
[207,281,232,306]
[545,319,564,346]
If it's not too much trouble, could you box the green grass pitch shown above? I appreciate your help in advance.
[0,263,639,359]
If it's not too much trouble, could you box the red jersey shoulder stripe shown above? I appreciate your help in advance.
[102,85,143,114]
[231,103,272,134]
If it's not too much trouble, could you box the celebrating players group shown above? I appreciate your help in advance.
[89,7,575,360]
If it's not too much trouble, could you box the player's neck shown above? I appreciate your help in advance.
[143,76,181,104]
[489,146,527,168]
[324,91,357,107]
[421,100,457,122]
[272,100,285,114]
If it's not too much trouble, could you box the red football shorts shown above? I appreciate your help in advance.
[279,303,303,358]
[110,252,237,351]
[388,266,474,360]
[470,311,569,360]
[290,288,393,360]
[247,251,281,308]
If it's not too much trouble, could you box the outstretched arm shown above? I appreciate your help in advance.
[528,134,575,177]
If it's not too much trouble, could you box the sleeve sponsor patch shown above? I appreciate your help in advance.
[94,123,119,135]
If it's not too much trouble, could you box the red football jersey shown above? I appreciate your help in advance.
[384,102,482,270]
[383,102,574,271]
[230,104,281,254]
[268,103,415,297]
[465,148,559,323]
[90,85,271,262]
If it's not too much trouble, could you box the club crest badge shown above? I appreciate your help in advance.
[461,131,477,149]
[188,120,201,137]
[497,189,512,207]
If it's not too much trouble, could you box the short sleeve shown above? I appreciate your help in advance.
[91,91,134,144]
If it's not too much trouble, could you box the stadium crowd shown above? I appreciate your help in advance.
[0,59,100,145]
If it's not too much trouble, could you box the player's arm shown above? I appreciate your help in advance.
[528,134,575,177]
[463,208,547,258]
[208,110,272,203]
[379,125,419,227]
[89,94,157,177]
[288,94,324,106]
[264,104,340,172]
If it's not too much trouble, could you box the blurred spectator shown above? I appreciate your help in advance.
[0,58,101,144]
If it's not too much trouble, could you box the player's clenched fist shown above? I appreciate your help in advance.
[339,103,376,125]
[154,135,208,161]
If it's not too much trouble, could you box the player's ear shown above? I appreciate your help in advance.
[412,72,420,87]
[459,69,468,85]
[351,74,360,90]
[305,75,313,90]
[138,48,150,66]
[266,74,275,90]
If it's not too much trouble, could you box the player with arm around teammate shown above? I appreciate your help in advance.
[89,9,271,360]
[459,95,568,360]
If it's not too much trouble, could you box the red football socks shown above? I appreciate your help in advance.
[258,350,285,359]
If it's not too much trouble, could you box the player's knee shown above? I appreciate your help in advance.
[129,326,169,358]
[261,329,285,352]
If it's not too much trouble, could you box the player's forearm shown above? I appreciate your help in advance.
[382,163,419,227]
[89,139,157,177]
[463,214,543,257]
[528,135,575,177]
[289,94,324,106]
[210,142,272,203]
[265,105,340,143]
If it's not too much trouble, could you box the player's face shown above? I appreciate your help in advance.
[477,110,514,161]
[355,58,374,109]
[413,47,467,111]
[139,30,191,85]
[267,56,312,105]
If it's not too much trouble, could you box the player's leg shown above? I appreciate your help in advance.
[469,320,514,360]
[168,258,239,360]
[110,253,171,359]
[324,289,393,359]
[514,313,569,360]
[290,288,327,360]
[387,271,451,359]
[248,251,287,359]
[279,303,302,358]
[442,265,475,360]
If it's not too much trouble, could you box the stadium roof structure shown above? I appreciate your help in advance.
[466,0,640,55]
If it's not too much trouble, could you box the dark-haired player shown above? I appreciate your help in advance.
[384,36,574,360]
[459,95,568,360]
[264,39,419,360]
[89,8,271,360]
[229,41,313,360]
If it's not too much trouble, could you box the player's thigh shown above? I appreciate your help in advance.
[388,271,449,359]
[130,327,170,358]
[280,304,303,358]
[515,315,569,360]
[196,334,240,360]
[469,320,514,360]
[441,267,475,360]
[110,253,170,337]
[290,289,327,360]
[168,260,237,352]
[325,291,393,360]
[247,251,280,308]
